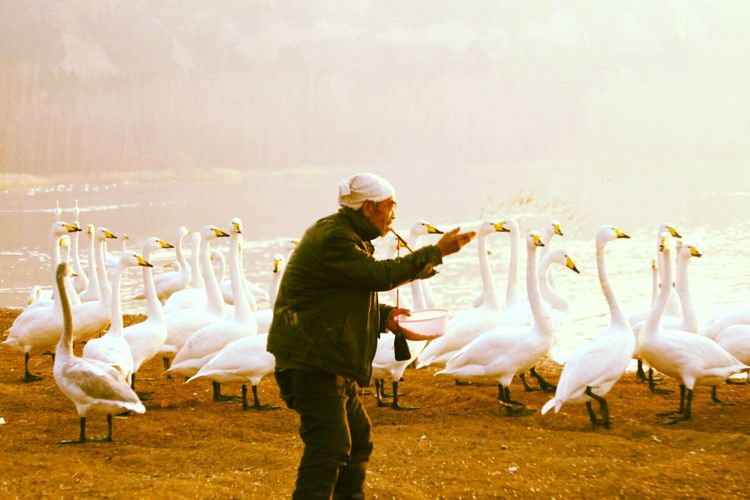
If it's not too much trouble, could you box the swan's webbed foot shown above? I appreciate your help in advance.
[585,388,611,429]
[212,382,242,403]
[389,381,418,411]
[648,369,672,394]
[136,391,155,401]
[23,372,42,383]
[530,367,557,392]
[242,385,280,411]
[519,373,541,393]
[710,386,735,406]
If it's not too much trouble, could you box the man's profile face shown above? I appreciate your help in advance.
[362,197,396,237]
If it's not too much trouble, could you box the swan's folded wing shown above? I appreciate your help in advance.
[63,361,139,403]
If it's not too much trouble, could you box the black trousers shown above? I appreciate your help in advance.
[275,369,373,500]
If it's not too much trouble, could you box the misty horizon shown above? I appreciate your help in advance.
[1,1,748,177]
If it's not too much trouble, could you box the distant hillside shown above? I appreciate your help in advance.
[0,1,748,176]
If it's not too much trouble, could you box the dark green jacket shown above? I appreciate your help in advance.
[267,206,443,386]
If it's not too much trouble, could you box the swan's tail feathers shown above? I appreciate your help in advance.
[541,398,561,415]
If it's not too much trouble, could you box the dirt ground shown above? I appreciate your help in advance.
[1,308,749,499]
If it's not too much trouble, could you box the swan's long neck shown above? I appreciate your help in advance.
[269,267,283,307]
[675,253,698,332]
[71,223,86,278]
[143,248,164,321]
[505,224,520,307]
[539,256,567,312]
[175,231,191,283]
[230,233,253,323]
[408,232,427,311]
[55,269,74,360]
[527,243,553,333]
[50,233,63,301]
[597,241,628,329]
[649,261,658,307]
[189,234,205,289]
[87,230,101,298]
[96,237,112,302]
[540,227,558,289]
[109,266,125,336]
[239,245,257,312]
[201,237,224,315]
[478,231,500,310]
[641,248,672,340]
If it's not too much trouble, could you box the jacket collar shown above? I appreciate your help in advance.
[339,206,382,242]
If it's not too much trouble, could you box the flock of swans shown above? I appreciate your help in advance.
[2,202,750,442]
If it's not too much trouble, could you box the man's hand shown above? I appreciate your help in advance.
[436,227,476,257]
[387,308,437,341]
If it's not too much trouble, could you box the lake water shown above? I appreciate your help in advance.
[1,165,748,361]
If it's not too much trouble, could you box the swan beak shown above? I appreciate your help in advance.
[232,221,242,234]
[492,221,511,233]
[215,228,231,238]
[122,234,130,241]
[291,239,300,246]
[273,258,283,273]
[103,229,118,239]
[532,234,545,247]
[668,226,682,238]
[136,255,153,268]
[651,259,657,270]
[566,256,580,274]
[63,223,81,233]
[614,229,630,239]
[689,246,702,258]
[553,223,564,236]
[159,240,175,249]
[425,224,444,235]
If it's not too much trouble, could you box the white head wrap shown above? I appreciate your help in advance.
[338,173,396,210]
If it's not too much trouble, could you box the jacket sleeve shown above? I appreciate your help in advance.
[322,232,443,292]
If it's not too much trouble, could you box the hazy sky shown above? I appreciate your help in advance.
[1,1,749,176]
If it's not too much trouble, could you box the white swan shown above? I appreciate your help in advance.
[159,226,229,363]
[70,201,89,294]
[78,225,102,303]
[123,237,174,393]
[541,225,634,428]
[187,333,277,410]
[634,240,702,334]
[714,325,750,382]
[437,231,579,415]
[384,235,413,310]
[82,253,153,383]
[52,262,145,443]
[629,223,683,328]
[538,221,564,291]
[166,219,257,397]
[163,231,207,313]
[473,220,562,310]
[146,226,190,302]
[104,233,130,276]
[254,254,285,334]
[71,227,119,343]
[2,221,85,381]
[638,234,749,422]
[407,220,444,310]
[416,220,510,369]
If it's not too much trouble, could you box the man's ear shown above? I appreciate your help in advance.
[360,200,374,216]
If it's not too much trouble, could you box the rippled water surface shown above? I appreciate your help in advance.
[1,166,748,361]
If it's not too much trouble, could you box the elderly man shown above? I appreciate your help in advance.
[267,173,474,499]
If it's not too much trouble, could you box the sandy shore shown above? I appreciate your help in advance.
[1,307,749,498]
